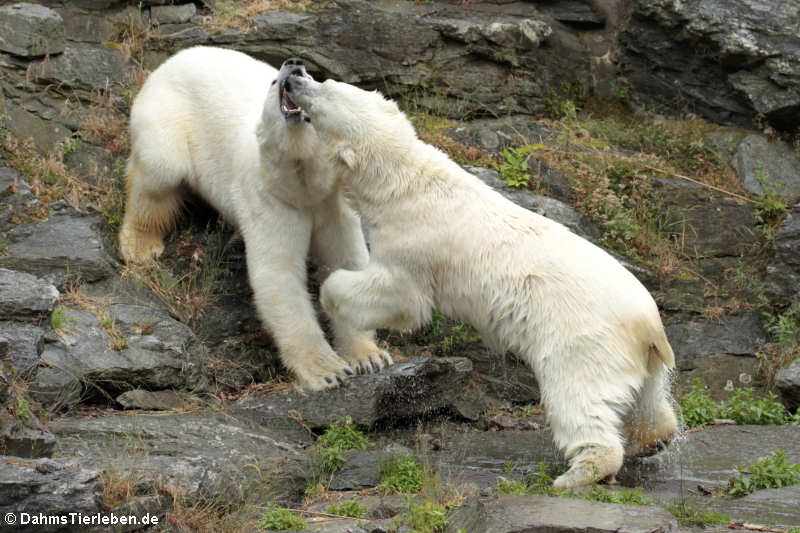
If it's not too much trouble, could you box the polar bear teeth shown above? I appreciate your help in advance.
[281,86,301,113]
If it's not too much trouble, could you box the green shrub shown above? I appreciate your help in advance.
[720,388,788,425]
[398,501,448,533]
[316,416,369,473]
[728,450,800,497]
[679,378,717,428]
[379,456,426,494]
[326,499,366,518]
[497,145,543,189]
[258,504,306,531]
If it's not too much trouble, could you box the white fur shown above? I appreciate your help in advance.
[289,77,679,487]
[119,47,392,390]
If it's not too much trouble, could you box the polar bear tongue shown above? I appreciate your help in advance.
[282,90,300,112]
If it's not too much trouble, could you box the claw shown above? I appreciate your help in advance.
[382,353,393,366]
[324,376,334,385]
[343,366,355,376]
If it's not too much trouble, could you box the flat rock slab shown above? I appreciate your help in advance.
[1,213,116,288]
[447,495,677,533]
[115,388,187,410]
[234,356,473,428]
[0,457,101,532]
[51,410,311,504]
[665,312,767,362]
[37,304,207,403]
[0,268,59,321]
[0,3,65,57]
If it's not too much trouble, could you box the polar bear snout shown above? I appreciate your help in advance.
[277,58,314,124]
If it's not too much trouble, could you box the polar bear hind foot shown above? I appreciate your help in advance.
[552,443,625,490]
[626,409,679,457]
[119,225,166,263]
[338,336,393,374]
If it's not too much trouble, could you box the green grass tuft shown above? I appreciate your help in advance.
[379,456,426,494]
[325,499,367,518]
[258,504,306,531]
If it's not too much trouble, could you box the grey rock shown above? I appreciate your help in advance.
[0,409,56,458]
[665,312,767,362]
[51,411,310,505]
[624,425,800,528]
[27,356,83,411]
[40,304,207,398]
[1,213,116,287]
[0,457,101,532]
[150,4,197,25]
[328,445,414,491]
[651,178,759,257]
[27,42,127,91]
[774,358,800,412]
[766,202,800,303]
[469,494,677,533]
[0,322,44,378]
[733,134,800,204]
[677,353,761,401]
[621,0,800,131]
[0,3,65,57]
[115,388,186,410]
[0,269,59,321]
[235,357,473,428]
[465,166,600,242]
[55,7,116,43]
[2,100,72,155]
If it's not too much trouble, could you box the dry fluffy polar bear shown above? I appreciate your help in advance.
[119,47,391,390]
[284,74,679,488]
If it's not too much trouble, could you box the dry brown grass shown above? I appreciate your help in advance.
[60,285,129,351]
[203,0,314,32]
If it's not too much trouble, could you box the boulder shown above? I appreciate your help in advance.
[0,3,65,57]
[774,358,800,412]
[0,269,59,321]
[1,212,116,288]
[235,357,473,428]
[665,312,767,363]
[733,134,800,204]
[766,202,800,304]
[0,322,44,378]
[150,4,197,25]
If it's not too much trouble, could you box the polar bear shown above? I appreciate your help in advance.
[284,75,679,488]
[118,47,392,390]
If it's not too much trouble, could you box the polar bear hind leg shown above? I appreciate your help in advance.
[625,354,679,456]
[310,195,393,374]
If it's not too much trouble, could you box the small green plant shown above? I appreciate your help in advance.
[496,477,530,495]
[258,504,307,531]
[495,462,568,497]
[379,456,426,494]
[50,305,68,331]
[679,378,717,428]
[665,502,730,526]
[326,499,367,518]
[764,309,800,347]
[720,388,788,425]
[581,485,651,505]
[397,501,448,533]
[315,416,369,473]
[728,450,800,497]
[14,398,31,421]
[497,145,543,188]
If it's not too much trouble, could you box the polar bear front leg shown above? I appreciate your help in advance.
[320,263,432,336]
[310,194,392,374]
[242,206,353,391]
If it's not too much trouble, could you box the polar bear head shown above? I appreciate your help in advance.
[269,58,314,126]
[283,75,416,171]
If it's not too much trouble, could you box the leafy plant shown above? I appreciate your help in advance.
[728,450,800,497]
[397,501,448,533]
[720,388,788,425]
[258,504,306,531]
[764,309,800,348]
[326,499,366,518]
[665,502,730,526]
[496,477,530,495]
[497,145,543,189]
[679,378,717,428]
[379,456,426,494]
[315,416,369,473]
[50,305,68,332]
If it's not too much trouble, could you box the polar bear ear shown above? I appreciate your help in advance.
[336,145,357,169]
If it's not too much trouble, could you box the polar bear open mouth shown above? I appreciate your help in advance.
[276,58,311,124]
[280,80,308,120]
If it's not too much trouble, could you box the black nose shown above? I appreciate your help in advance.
[291,68,303,77]
[283,58,304,67]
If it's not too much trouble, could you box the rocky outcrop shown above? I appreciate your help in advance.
[621,0,800,131]
[0,3,65,58]
[775,358,800,412]
[766,203,800,304]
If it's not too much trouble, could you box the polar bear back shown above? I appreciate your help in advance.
[129,46,276,223]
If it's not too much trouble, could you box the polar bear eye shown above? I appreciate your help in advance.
[271,80,277,86]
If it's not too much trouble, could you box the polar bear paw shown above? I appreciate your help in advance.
[119,227,165,263]
[293,352,355,391]
[337,337,393,375]
[552,444,624,490]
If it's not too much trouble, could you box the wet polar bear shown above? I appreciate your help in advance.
[119,47,392,390]
[284,75,679,488]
